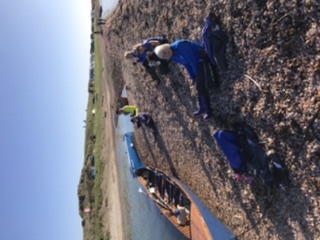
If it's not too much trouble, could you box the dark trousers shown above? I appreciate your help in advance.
[148,52,170,75]
[158,60,170,74]
[196,61,217,96]
[145,117,158,142]
[145,117,156,133]
[143,60,159,81]
[203,57,220,89]
[195,62,214,116]
[210,31,228,72]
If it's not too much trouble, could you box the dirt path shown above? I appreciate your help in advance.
[98,33,124,240]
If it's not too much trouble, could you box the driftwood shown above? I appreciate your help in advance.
[244,74,268,94]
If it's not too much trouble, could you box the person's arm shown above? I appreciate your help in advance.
[131,50,145,63]
[136,55,145,63]
[148,40,161,46]
[143,37,163,44]
[124,51,134,59]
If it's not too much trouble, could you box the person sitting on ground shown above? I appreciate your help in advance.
[116,105,139,117]
[124,36,170,82]
[154,40,216,120]
[131,112,158,142]
[213,130,253,184]
[202,12,228,73]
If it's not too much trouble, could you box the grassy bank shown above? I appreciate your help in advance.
[92,32,104,240]
[80,1,105,238]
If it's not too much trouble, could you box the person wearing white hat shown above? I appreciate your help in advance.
[154,40,214,120]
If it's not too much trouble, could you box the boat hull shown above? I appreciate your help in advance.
[124,132,236,240]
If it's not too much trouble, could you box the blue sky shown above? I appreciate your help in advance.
[0,0,117,239]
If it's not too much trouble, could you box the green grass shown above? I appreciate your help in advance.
[92,31,104,240]
[82,1,108,238]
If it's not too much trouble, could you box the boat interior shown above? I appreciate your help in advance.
[136,167,192,239]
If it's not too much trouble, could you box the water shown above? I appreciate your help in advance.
[115,115,188,240]
[115,114,133,238]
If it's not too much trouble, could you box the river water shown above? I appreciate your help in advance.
[114,113,188,240]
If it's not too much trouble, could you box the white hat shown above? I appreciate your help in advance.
[154,44,172,60]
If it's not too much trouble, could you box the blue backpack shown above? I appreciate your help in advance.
[214,123,286,186]
[213,130,245,173]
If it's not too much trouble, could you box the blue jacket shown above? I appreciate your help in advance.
[202,17,217,66]
[170,40,204,80]
[132,37,166,63]
[202,17,228,70]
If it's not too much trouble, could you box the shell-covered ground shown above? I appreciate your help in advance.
[101,0,320,239]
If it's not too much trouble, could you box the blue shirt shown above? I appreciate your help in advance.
[132,37,166,63]
[170,40,204,79]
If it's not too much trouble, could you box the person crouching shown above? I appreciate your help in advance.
[131,112,158,142]
[154,40,214,120]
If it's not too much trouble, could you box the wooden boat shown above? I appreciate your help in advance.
[125,132,236,240]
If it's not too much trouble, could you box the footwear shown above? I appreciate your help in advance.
[244,176,254,184]
[235,174,254,184]
[235,174,243,181]
[203,114,211,120]
[152,75,160,81]
[193,109,205,116]
[201,96,212,120]
[193,96,205,117]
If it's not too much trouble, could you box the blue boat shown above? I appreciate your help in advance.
[124,132,237,240]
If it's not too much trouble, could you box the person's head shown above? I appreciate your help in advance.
[132,43,145,56]
[154,44,172,60]
[124,51,133,59]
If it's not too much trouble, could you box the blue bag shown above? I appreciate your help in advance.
[213,130,245,172]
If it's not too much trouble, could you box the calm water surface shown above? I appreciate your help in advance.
[115,114,188,240]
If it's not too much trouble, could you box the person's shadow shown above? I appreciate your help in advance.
[136,123,179,178]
